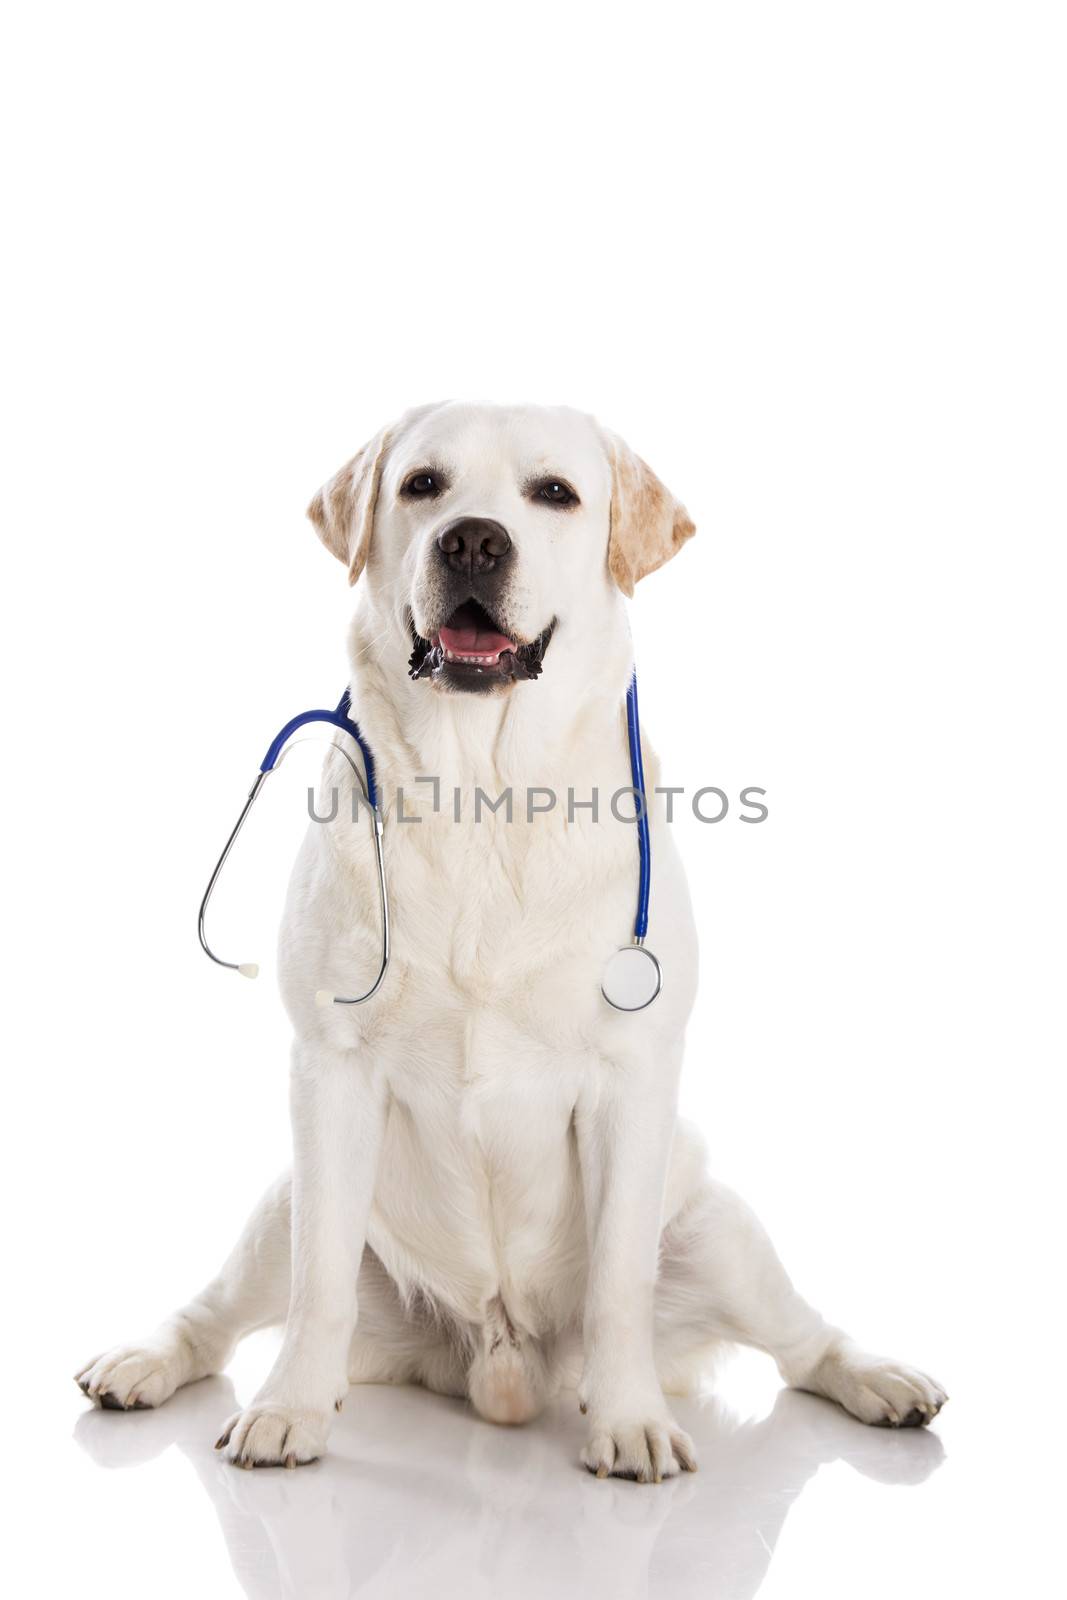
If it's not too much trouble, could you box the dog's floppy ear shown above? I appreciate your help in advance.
[604,432,696,597]
[307,428,390,585]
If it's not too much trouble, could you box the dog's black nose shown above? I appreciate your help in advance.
[435,517,512,576]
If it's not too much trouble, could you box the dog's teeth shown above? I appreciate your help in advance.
[444,649,498,666]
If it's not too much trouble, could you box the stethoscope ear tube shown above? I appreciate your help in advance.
[197,693,389,1004]
[314,803,390,1006]
[197,770,271,979]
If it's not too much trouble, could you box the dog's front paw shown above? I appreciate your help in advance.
[215,1400,330,1468]
[580,1413,697,1483]
[804,1337,948,1428]
[75,1342,187,1411]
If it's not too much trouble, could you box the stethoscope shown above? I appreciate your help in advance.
[198,675,661,1013]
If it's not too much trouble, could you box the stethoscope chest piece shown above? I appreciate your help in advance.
[601,943,662,1012]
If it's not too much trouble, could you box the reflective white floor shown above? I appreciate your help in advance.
[58,1340,1048,1600]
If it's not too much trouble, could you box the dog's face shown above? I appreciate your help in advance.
[308,402,696,696]
[393,405,611,695]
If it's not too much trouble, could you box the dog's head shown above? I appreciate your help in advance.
[308,402,695,696]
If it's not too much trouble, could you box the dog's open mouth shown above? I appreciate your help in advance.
[408,601,555,688]
[437,599,516,666]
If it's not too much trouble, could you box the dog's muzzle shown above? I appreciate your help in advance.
[408,517,555,692]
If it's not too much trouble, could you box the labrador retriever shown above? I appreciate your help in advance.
[77,402,946,1480]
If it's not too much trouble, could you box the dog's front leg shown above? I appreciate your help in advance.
[575,1055,696,1483]
[218,1042,385,1467]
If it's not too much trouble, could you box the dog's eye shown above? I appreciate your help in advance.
[532,479,578,508]
[402,471,444,498]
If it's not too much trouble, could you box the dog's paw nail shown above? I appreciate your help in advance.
[284,1453,296,1469]
[579,1401,587,1414]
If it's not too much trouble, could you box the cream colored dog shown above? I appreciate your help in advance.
[77,403,946,1480]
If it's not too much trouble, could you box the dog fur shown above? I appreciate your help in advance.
[77,402,946,1479]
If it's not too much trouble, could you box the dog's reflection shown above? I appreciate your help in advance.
[74,1378,942,1599]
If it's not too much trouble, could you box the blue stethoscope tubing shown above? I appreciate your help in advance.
[625,673,652,943]
[596,673,662,1011]
[259,689,378,806]
[198,674,657,1011]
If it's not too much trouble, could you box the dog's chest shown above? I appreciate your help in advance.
[386,796,634,1000]
[367,995,592,1327]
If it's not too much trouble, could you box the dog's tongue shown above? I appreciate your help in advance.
[439,604,514,660]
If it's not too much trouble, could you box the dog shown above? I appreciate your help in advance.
[77,402,947,1480]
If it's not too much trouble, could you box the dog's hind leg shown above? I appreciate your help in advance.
[75,1173,293,1412]
[654,1178,948,1428]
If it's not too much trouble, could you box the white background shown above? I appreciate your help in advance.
[3,3,1064,1596]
